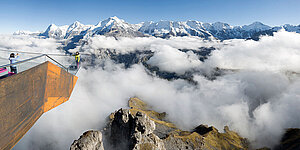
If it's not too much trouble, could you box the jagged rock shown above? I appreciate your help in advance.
[163,131,204,150]
[128,98,177,139]
[274,128,300,150]
[126,98,248,150]
[70,130,104,150]
[193,124,214,135]
[71,98,249,150]
[200,125,249,150]
[162,124,248,150]
[107,108,165,150]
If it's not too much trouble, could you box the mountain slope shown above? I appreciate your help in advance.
[64,21,94,39]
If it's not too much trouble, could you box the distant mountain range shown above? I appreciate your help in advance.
[15,16,300,41]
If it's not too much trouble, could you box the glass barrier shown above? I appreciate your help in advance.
[0,51,79,79]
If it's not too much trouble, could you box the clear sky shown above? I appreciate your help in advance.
[0,0,299,33]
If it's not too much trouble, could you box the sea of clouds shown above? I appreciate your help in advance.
[1,30,299,149]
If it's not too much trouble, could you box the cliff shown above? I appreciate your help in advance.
[71,98,249,150]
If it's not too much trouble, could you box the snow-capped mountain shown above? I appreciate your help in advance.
[13,30,41,36]
[241,22,271,31]
[91,16,144,37]
[138,21,273,40]
[40,24,69,39]
[39,16,300,41]
[64,21,94,39]
[138,20,213,39]
[281,24,300,32]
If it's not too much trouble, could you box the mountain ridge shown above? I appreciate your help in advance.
[15,16,300,41]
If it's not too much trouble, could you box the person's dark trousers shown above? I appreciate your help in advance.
[76,61,80,69]
[10,66,17,74]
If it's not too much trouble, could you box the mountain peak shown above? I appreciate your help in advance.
[211,22,232,30]
[249,21,270,27]
[242,22,271,31]
[46,23,68,31]
[48,23,57,28]
[109,16,120,20]
[71,21,81,26]
[68,21,83,29]
[251,21,264,25]
[96,16,125,27]
[45,24,59,31]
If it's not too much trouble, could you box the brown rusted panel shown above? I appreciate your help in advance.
[43,62,78,112]
[0,61,78,150]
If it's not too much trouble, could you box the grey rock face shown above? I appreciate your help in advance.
[70,130,104,150]
[107,109,165,150]
[70,98,249,150]
[163,134,203,150]
[274,128,300,150]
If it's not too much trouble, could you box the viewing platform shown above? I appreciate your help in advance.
[0,53,78,150]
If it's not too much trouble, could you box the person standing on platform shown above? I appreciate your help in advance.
[72,51,80,69]
[9,53,19,74]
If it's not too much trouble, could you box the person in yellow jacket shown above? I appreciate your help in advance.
[72,51,80,69]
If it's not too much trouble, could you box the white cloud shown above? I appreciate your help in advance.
[16,64,300,149]
[0,35,62,54]
[6,31,300,149]
[205,30,300,72]
[147,45,202,74]
[80,35,219,54]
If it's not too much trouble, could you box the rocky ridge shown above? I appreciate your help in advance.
[70,131,104,150]
[71,98,249,150]
[274,128,300,150]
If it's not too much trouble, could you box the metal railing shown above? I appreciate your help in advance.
[0,48,69,56]
[0,54,70,73]
[45,55,69,71]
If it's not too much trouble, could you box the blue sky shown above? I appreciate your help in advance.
[0,0,299,33]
